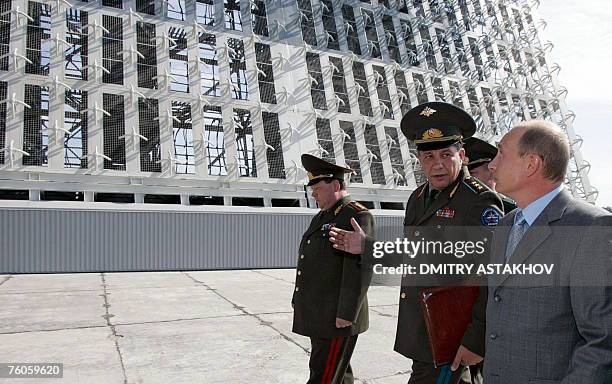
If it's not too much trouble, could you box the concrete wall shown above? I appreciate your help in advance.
[0,203,404,273]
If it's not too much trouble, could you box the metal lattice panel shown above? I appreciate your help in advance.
[102,93,125,170]
[65,8,88,80]
[169,26,189,92]
[234,107,255,177]
[102,14,123,85]
[0,0,596,205]
[138,97,161,172]
[297,0,316,47]
[136,21,157,89]
[0,81,6,164]
[203,105,226,176]
[352,61,373,116]
[25,2,51,76]
[320,0,339,51]
[172,100,194,174]
[364,123,384,185]
[64,90,88,168]
[306,52,326,110]
[255,43,275,104]
[0,0,10,71]
[261,111,284,179]
[329,56,350,114]
[22,84,49,166]
[340,120,362,184]
[251,0,268,37]
[315,117,334,163]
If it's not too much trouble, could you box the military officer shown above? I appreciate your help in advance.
[292,154,375,384]
[464,137,517,213]
[330,102,503,383]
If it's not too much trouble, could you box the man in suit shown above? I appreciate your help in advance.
[484,120,612,383]
[292,154,375,384]
[330,102,503,383]
[464,137,517,213]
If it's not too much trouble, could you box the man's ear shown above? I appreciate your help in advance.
[458,147,466,161]
[333,179,342,192]
[525,153,542,178]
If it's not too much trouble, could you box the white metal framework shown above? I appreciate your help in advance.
[0,0,596,208]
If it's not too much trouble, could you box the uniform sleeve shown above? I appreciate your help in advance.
[461,190,503,356]
[336,211,375,322]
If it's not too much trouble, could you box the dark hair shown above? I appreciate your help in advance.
[417,141,463,155]
[515,120,570,183]
[324,178,346,190]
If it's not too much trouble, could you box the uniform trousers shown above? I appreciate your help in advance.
[307,335,358,384]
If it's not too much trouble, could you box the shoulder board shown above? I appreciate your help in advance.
[463,177,488,194]
[347,201,368,212]
[502,194,516,204]
[416,182,429,198]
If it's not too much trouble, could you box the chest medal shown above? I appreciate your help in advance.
[435,207,455,218]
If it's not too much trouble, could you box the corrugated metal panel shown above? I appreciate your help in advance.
[0,208,404,273]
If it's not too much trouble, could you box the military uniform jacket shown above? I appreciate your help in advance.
[501,195,517,214]
[292,196,375,339]
[394,168,503,362]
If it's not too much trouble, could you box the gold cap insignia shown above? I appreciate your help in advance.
[420,107,437,117]
[307,172,335,182]
[422,128,444,140]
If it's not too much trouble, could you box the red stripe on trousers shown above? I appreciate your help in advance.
[321,338,340,384]
[322,337,342,384]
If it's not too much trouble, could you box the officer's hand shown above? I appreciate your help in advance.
[450,345,483,371]
[335,318,352,328]
[329,218,365,254]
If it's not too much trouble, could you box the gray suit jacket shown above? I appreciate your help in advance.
[484,190,612,384]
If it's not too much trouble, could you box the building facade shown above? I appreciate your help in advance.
[0,0,597,272]
[0,0,596,206]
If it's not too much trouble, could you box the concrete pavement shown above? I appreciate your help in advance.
[0,270,411,384]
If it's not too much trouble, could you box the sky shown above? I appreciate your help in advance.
[537,2,612,208]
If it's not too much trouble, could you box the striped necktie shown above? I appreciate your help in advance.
[505,210,528,262]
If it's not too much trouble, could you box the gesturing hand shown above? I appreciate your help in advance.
[329,217,366,255]
[335,318,352,328]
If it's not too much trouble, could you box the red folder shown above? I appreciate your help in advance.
[419,286,480,367]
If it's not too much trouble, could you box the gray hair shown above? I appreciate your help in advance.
[514,120,570,183]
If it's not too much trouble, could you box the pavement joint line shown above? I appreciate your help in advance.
[0,288,103,295]
[0,275,13,286]
[370,304,399,307]
[114,313,249,327]
[355,369,412,383]
[0,284,211,296]
[100,273,128,384]
[0,313,258,335]
[369,308,397,318]
[182,271,311,356]
[0,324,109,335]
[252,311,293,316]
[98,284,210,291]
[251,270,295,285]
